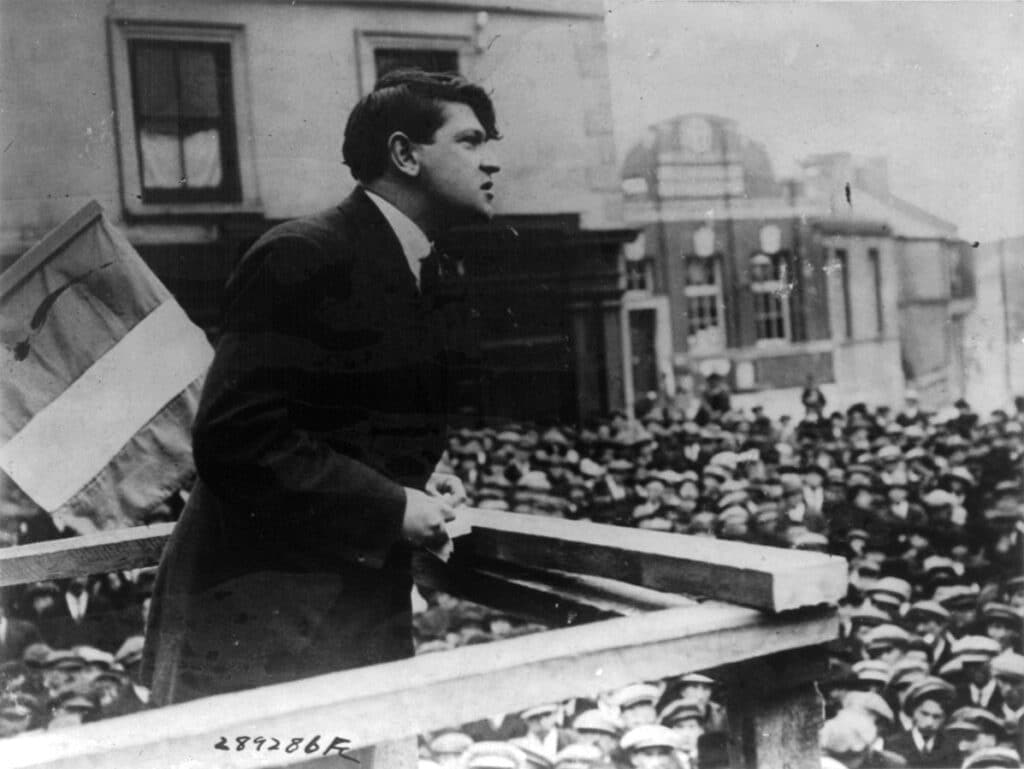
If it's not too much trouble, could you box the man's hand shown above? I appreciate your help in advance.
[402,488,456,548]
[425,472,468,508]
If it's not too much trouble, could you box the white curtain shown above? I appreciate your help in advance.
[140,128,221,189]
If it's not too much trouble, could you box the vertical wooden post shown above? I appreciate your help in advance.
[722,646,828,769]
[747,681,824,769]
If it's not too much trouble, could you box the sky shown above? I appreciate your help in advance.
[603,1,1024,242]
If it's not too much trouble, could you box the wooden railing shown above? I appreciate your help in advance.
[0,509,847,769]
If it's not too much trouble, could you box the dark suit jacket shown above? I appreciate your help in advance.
[142,189,471,705]
[885,730,956,769]
[953,681,1005,714]
[0,617,41,663]
[40,592,117,652]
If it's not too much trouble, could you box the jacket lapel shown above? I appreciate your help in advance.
[338,187,419,300]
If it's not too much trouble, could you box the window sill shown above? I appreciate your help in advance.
[123,198,265,223]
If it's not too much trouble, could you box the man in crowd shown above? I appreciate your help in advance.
[142,69,500,711]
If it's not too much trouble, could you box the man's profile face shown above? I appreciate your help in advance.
[416,102,499,226]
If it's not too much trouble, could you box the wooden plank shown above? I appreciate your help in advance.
[4,604,838,769]
[414,555,622,628]
[460,509,848,612]
[415,554,696,627]
[0,201,103,299]
[0,511,848,613]
[0,523,172,587]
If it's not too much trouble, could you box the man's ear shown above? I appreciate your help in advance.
[386,131,420,178]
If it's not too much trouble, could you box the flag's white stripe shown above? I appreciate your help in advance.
[0,301,212,511]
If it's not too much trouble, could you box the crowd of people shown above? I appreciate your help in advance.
[2,385,1023,768]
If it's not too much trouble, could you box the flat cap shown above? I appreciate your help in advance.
[430,732,474,755]
[521,703,560,720]
[659,698,704,726]
[553,744,603,767]
[21,642,53,668]
[983,602,1023,627]
[903,677,956,712]
[792,531,829,551]
[849,603,890,628]
[115,636,145,667]
[922,489,957,508]
[852,659,892,684]
[876,445,902,462]
[906,600,951,622]
[948,707,1007,737]
[611,683,661,710]
[572,709,621,735]
[702,464,730,481]
[620,724,683,752]
[991,651,1024,680]
[888,659,929,689]
[936,584,980,610]
[42,650,87,670]
[677,673,716,687]
[72,646,115,669]
[867,577,912,604]
[961,747,1023,769]
[944,467,976,486]
[463,742,527,769]
[863,624,911,650]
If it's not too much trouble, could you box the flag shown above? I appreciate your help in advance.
[0,201,213,532]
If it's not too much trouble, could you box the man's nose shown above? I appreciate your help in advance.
[480,147,500,174]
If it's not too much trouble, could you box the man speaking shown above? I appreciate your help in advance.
[142,70,501,706]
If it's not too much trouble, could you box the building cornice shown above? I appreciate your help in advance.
[261,0,605,19]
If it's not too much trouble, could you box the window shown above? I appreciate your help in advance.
[750,252,791,343]
[356,33,472,95]
[110,21,259,215]
[128,41,239,203]
[868,247,884,334]
[626,258,653,292]
[684,255,725,352]
[835,248,852,339]
[375,49,459,79]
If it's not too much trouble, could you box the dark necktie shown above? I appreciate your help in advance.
[419,248,441,296]
[419,248,460,296]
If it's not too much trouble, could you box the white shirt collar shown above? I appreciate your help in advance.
[971,679,997,706]
[911,728,934,753]
[364,189,432,289]
[65,591,88,621]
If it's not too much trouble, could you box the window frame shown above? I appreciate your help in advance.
[750,251,792,346]
[868,247,884,335]
[355,31,473,96]
[833,247,853,340]
[127,39,240,205]
[110,20,261,217]
[683,253,727,353]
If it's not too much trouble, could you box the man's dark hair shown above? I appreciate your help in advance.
[342,69,501,183]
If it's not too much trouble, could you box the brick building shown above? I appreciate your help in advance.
[621,115,974,416]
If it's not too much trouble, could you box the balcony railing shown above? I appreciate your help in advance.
[1,509,847,769]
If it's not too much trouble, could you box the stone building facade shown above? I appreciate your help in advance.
[1,0,637,423]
